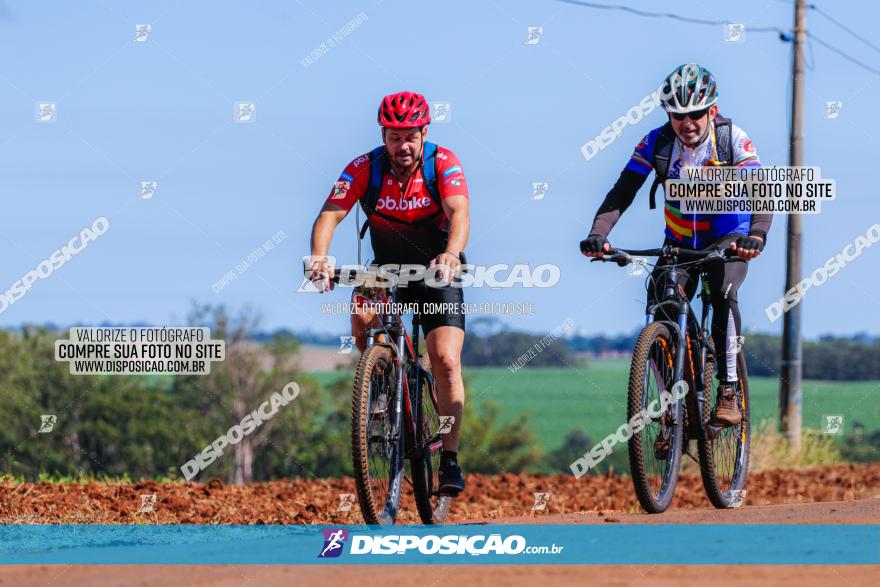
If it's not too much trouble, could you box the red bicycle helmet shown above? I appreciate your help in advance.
[378,91,431,128]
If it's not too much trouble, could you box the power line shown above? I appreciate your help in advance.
[557,0,787,35]
[776,1,880,76]
[811,5,880,56]
[559,0,880,78]
[808,32,880,76]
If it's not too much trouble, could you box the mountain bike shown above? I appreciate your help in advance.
[328,267,453,525]
[582,244,750,513]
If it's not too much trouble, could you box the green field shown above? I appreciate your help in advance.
[314,360,879,452]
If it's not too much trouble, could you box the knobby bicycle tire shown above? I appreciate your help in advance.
[351,344,404,524]
[627,322,684,513]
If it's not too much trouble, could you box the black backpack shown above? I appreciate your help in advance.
[648,115,733,209]
[358,142,443,238]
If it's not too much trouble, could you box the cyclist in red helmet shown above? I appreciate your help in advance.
[308,91,470,494]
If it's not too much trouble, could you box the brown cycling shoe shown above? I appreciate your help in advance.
[711,383,742,427]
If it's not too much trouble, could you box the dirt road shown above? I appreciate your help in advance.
[1,500,877,586]
[3,463,877,524]
[1,562,876,587]
[1,466,877,586]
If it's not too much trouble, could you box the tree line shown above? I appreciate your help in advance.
[0,307,541,483]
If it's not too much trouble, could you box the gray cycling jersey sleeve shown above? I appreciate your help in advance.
[749,211,773,243]
[588,169,648,239]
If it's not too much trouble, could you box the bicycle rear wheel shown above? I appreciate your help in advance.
[352,344,404,524]
[410,356,452,524]
[698,345,751,508]
[627,322,684,513]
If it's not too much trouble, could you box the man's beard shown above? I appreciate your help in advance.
[390,147,423,174]
[681,123,711,147]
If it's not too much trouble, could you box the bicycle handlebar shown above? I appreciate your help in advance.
[581,243,737,268]
[610,246,736,259]
[315,251,469,285]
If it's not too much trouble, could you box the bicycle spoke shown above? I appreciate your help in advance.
[641,341,675,500]
[365,366,392,508]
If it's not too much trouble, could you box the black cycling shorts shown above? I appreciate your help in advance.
[396,280,465,335]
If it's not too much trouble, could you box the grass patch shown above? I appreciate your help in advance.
[310,360,880,455]
[749,421,843,471]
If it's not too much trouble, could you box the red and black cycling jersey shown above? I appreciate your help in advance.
[325,146,468,265]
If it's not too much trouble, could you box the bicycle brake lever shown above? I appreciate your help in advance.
[589,253,630,267]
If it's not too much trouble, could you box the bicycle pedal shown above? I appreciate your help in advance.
[435,488,460,498]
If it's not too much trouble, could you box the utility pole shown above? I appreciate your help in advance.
[780,0,806,451]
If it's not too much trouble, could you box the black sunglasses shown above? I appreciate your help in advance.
[670,109,709,121]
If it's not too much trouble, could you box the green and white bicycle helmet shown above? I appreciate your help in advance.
[660,63,718,114]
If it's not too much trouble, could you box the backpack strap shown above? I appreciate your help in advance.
[649,122,676,210]
[358,142,443,239]
[359,146,388,239]
[713,115,733,165]
[421,141,441,208]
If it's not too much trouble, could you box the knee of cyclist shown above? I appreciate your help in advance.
[430,350,461,376]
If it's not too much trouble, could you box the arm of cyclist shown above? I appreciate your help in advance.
[307,157,370,290]
[582,168,648,258]
[308,203,347,291]
[429,194,470,282]
[429,150,470,282]
[727,128,772,261]
[733,210,772,260]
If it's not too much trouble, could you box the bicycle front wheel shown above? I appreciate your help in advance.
[698,347,751,509]
[627,321,684,513]
[352,344,404,525]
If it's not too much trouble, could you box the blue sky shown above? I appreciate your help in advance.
[0,0,877,338]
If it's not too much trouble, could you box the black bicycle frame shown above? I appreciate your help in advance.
[644,257,718,438]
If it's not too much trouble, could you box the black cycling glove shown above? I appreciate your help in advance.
[735,235,764,253]
[580,234,609,255]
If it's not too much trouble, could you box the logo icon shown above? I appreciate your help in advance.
[332,180,350,199]
[375,194,432,212]
[823,414,844,435]
[531,492,551,511]
[432,102,452,123]
[138,494,157,513]
[524,26,544,45]
[729,489,746,508]
[628,257,649,277]
[134,24,151,43]
[438,415,455,434]
[530,182,549,201]
[36,102,57,123]
[824,100,843,120]
[337,494,356,512]
[140,181,158,200]
[297,255,336,293]
[724,23,746,43]
[728,335,745,354]
[38,415,57,433]
[318,528,349,558]
[235,102,256,123]
[338,336,355,354]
